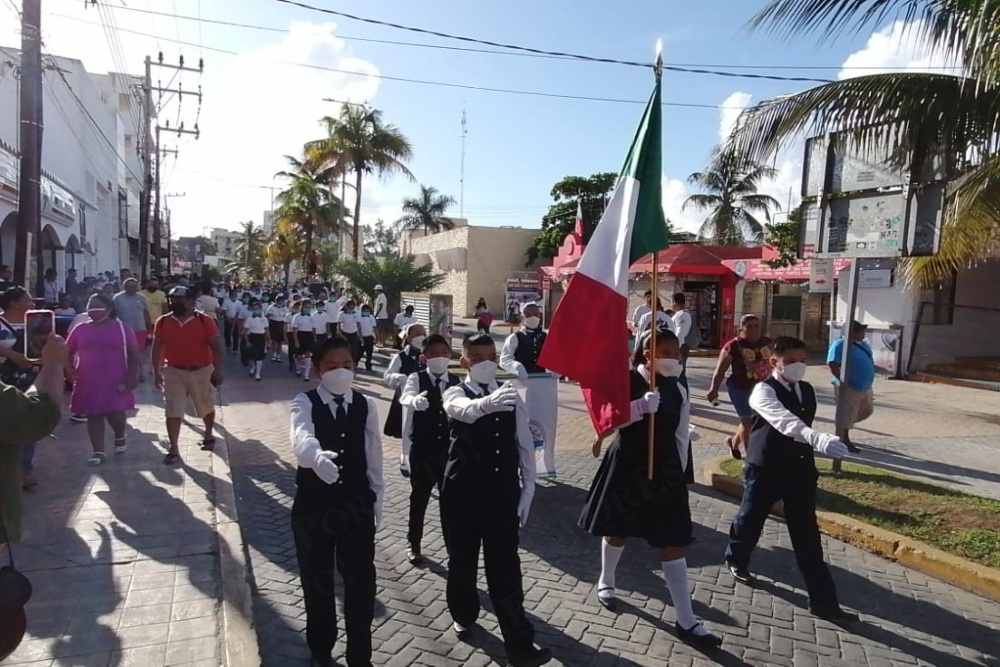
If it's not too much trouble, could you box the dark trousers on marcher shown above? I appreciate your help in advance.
[291,493,376,666]
[725,463,839,610]
[224,318,238,352]
[344,332,362,364]
[442,486,534,654]
[407,450,446,550]
[362,336,374,370]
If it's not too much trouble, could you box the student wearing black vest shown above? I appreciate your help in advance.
[383,323,426,439]
[725,336,858,624]
[499,302,547,381]
[441,333,551,667]
[580,329,721,649]
[398,333,460,565]
[289,337,385,667]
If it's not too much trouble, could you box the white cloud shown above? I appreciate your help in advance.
[719,91,752,143]
[838,20,961,80]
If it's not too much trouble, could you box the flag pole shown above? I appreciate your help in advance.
[647,40,664,481]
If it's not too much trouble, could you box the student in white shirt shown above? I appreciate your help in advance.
[292,300,317,381]
[393,305,417,350]
[337,299,362,363]
[241,299,271,381]
[266,297,288,362]
[630,290,653,330]
[284,300,301,374]
[357,304,377,372]
[222,291,242,354]
[637,298,676,334]
[373,285,389,346]
[671,292,695,367]
[313,301,332,343]
[288,337,384,667]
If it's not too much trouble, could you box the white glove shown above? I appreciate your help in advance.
[517,487,534,527]
[639,391,660,415]
[312,450,340,485]
[514,363,529,382]
[374,501,383,532]
[811,432,849,459]
[387,373,406,389]
[688,425,700,442]
[411,391,430,412]
[480,385,519,414]
[399,454,410,477]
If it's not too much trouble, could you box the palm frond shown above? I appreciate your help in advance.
[682,193,722,212]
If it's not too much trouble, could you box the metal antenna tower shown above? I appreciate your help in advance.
[460,106,467,218]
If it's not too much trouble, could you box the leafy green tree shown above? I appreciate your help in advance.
[397,185,457,234]
[307,104,415,260]
[335,255,443,313]
[274,154,345,269]
[526,172,618,265]
[364,219,400,259]
[226,220,266,277]
[763,205,802,268]
[732,0,1000,286]
[265,219,302,286]
[683,148,781,246]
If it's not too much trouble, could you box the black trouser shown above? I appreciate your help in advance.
[344,332,362,364]
[291,493,376,666]
[362,336,374,370]
[441,484,533,654]
[224,318,238,351]
[407,448,446,550]
[726,463,839,610]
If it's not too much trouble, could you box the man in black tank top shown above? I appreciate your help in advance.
[724,337,858,625]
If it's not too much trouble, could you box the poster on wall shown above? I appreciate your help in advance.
[504,279,542,323]
[829,323,902,377]
[429,294,453,341]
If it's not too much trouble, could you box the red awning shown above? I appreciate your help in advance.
[629,244,766,275]
[540,257,581,278]
[720,257,852,281]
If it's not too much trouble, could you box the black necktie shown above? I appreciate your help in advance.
[333,395,347,421]
[478,383,491,396]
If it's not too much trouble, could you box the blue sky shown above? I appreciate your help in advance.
[2,0,941,238]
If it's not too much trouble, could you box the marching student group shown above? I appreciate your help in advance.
[282,288,859,667]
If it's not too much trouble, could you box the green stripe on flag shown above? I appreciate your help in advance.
[621,79,670,265]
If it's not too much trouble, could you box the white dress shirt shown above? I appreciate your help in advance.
[223,298,241,319]
[237,304,251,321]
[292,314,315,332]
[399,370,456,458]
[637,310,676,334]
[374,293,388,319]
[358,314,376,337]
[623,365,692,472]
[288,386,385,519]
[312,310,331,335]
[630,303,651,327]
[394,313,416,335]
[499,330,543,377]
[338,311,360,335]
[266,304,287,322]
[672,308,692,342]
[441,377,536,490]
[749,372,818,445]
[243,315,268,335]
[383,348,420,389]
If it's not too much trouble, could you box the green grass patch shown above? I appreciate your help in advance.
[719,458,1000,570]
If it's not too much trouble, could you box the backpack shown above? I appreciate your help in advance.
[683,311,701,349]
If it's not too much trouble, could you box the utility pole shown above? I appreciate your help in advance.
[14,0,43,295]
[460,106,467,218]
[140,52,202,280]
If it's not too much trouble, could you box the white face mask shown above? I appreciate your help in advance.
[467,360,498,385]
[320,368,354,395]
[426,356,450,375]
[656,358,683,378]
[409,335,426,350]
[780,361,808,383]
[523,316,541,330]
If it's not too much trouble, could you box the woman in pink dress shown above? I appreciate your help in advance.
[66,293,141,466]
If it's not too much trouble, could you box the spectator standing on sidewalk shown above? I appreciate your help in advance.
[373,284,390,346]
[114,278,152,381]
[1,335,68,546]
[152,286,224,464]
[827,320,874,453]
[66,293,141,466]
[0,287,42,488]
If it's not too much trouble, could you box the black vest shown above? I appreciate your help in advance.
[747,377,818,471]
[295,389,375,506]
[443,384,521,496]
[514,330,547,374]
[619,370,692,482]
[410,370,460,458]
[383,348,426,438]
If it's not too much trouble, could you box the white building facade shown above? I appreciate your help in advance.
[0,49,145,290]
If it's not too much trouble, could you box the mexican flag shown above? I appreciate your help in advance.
[538,77,670,434]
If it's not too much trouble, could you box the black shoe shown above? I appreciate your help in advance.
[727,563,756,587]
[452,621,474,640]
[596,586,617,612]
[845,442,861,453]
[726,436,742,460]
[406,545,423,565]
[811,606,859,624]
[507,646,553,667]
[675,622,722,648]
[309,653,333,667]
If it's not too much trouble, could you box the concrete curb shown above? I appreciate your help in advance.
[703,455,1000,604]
[212,397,263,667]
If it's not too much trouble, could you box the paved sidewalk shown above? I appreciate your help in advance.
[222,358,1000,666]
[6,384,226,667]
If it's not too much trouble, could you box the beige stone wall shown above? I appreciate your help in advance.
[466,227,540,317]
[408,227,471,315]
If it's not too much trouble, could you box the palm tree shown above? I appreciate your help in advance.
[728,0,1000,286]
[682,149,781,245]
[274,155,345,269]
[307,104,415,260]
[397,185,457,234]
[265,218,302,286]
[228,220,266,277]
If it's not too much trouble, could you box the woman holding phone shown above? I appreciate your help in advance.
[65,293,141,466]
[0,287,42,487]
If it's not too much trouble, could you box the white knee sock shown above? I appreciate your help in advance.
[254,361,262,378]
[661,558,708,634]
[598,540,624,598]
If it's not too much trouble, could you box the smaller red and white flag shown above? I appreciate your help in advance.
[574,201,584,238]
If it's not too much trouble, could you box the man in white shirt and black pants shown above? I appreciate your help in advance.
[671,292,694,369]
[289,337,385,667]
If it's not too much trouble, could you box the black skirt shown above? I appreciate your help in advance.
[578,435,693,548]
[268,320,285,340]
[248,333,267,360]
[297,332,316,355]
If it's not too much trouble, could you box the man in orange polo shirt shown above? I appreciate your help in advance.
[152,286,224,464]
